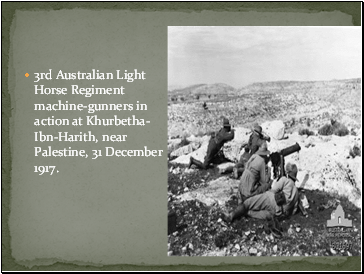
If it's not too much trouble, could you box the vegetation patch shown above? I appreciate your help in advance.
[349,145,361,158]
[318,120,349,136]
[299,128,315,136]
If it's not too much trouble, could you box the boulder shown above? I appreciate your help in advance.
[186,135,210,144]
[177,177,238,206]
[217,162,236,174]
[170,143,200,157]
[261,120,285,140]
[171,137,211,165]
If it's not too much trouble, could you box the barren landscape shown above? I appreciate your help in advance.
[167,78,362,257]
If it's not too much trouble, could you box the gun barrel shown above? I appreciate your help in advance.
[280,142,301,157]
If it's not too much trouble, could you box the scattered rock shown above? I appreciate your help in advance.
[217,162,236,174]
[249,247,258,256]
[288,225,294,235]
[273,245,278,253]
[234,244,240,251]
[188,243,194,251]
[167,251,173,256]
[182,246,187,254]
[330,248,337,255]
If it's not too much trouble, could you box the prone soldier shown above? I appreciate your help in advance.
[188,118,234,170]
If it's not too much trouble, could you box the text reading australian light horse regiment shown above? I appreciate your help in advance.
[34,69,146,98]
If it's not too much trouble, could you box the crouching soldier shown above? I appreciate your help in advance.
[188,118,235,170]
[223,162,299,223]
[247,124,271,157]
[232,124,271,179]
[236,141,272,204]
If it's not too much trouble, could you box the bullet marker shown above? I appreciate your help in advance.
[25,73,29,77]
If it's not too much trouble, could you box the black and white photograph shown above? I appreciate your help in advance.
[167,26,361,256]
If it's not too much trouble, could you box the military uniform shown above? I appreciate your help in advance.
[189,118,234,170]
[204,127,234,165]
[242,175,299,220]
[247,125,271,156]
[271,172,299,217]
[223,162,300,223]
[238,153,271,202]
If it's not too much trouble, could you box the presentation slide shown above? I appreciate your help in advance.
[2,2,361,271]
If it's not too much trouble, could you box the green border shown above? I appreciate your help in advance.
[1,1,361,271]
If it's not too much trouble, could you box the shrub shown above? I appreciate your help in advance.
[318,121,349,136]
[299,128,314,136]
[318,124,333,136]
[333,123,349,136]
[349,145,361,158]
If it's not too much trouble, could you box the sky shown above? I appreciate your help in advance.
[168,26,362,89]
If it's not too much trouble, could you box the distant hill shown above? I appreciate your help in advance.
[238,78,361,107]
[238,78,361,94]
[169,78,361,108]
[169,83,237,96]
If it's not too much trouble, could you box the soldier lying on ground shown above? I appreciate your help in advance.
[236,141,272,204]
[188,118,235,170]
[222,163,300,233]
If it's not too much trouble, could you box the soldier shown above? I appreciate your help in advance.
[232,124,271,179]
[188,118,234,170]
[247,124,271,157]
[236,141,272,204]
[222,162,300,224]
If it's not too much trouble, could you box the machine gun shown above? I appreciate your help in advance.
[270,142,301,180]
[270,142,308,216]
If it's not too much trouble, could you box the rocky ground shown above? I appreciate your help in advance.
[167,165,361,257]
[167,153,361,257]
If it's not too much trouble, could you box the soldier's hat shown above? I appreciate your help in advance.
[253,124,263,135]
[256,141,270,156]
[286,162,298,181]
[223,118,230,128]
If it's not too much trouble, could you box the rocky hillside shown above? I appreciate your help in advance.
[167,121,362,257]
[168,77,361,257]
[168,121,362,208]
[239,78,361,111]
[168,83,237,102]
